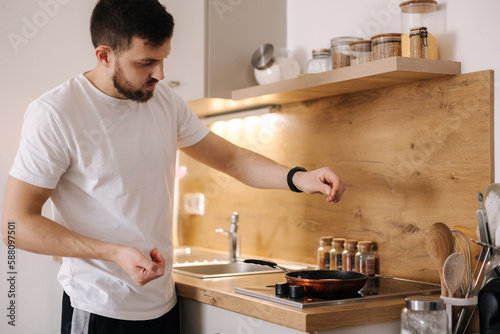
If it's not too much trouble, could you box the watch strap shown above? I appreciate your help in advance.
[287,166,307,193]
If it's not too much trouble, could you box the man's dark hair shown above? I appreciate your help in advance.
[90,0,174,53]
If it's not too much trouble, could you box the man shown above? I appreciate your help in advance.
[1,0,345,333]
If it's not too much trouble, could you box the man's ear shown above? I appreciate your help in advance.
[95,46,114,68]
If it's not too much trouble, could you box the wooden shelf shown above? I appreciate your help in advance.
[187,97,277,119]
[188,57,461,118]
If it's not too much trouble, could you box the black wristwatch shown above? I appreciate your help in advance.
[287,166,307,193]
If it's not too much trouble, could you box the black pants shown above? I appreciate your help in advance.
[61,292,180,334]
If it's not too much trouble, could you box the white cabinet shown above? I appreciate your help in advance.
[161,0,205,101]
[162,0,287,101]
[180,297,306,334]
[180,297,401,334]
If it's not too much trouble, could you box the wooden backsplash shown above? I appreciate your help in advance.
[178,70,494,283]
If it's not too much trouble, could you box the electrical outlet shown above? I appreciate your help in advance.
[184,193,205,215]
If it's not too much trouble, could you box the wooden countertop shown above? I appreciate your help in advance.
[174,272,406,332]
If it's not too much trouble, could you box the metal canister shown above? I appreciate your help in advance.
[401,296,448,334]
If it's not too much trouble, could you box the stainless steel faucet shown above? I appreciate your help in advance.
[215,212,240,262]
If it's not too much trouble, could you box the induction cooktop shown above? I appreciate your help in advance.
[234,276,440,309]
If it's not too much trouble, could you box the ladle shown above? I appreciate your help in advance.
[443,253,466,297]
[426,223,455,296]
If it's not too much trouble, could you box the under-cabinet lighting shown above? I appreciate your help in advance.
[201,106,274,125]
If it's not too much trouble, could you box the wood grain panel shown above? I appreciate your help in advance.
[178,70,493,283]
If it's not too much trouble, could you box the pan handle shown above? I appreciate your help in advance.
[243,259,291,273]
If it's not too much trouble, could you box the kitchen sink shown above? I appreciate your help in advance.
[173,261,281,279]
[174,247,229,265]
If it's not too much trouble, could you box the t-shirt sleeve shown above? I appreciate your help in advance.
[10,100,70,189]
[174,93,210,149]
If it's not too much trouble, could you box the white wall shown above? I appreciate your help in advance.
[0,1,498,333]
[0,1,96,333]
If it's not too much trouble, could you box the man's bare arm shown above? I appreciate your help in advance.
[1,176,164,286]
[181,132,345,203]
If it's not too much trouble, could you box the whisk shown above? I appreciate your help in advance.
[451,230,473,296]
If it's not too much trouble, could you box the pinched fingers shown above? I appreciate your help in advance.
[295,167,345,203]
[149,247,165,275]
[117,246,166,286]
[323,170,345,203]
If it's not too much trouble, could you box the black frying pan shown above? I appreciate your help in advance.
[244,259,368,297]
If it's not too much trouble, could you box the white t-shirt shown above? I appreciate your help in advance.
[10,73,210,320]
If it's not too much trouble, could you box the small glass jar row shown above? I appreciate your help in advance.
[329,34,403,70]
[317,236,377,275]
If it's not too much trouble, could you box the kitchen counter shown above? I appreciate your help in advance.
[174,271,407,332]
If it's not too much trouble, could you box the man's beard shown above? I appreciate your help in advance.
[112,62,158,103]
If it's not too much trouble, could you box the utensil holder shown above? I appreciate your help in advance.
[441,296,478,334]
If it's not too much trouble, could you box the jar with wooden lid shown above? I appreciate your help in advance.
[317,236,333,269]
[307,49,332,73]
[349,40,372,66]
[400,0,438,59]
[371,33,402,60]
[330,238,345,270]
[342,239,357,271]
[355,241,376,275]
[330,36,362,69]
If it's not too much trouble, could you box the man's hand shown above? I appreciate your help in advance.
[2,177,167,287]
[115,246,165,286]
[293,167,345,203]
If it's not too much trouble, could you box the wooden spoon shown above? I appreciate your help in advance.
[443,253,466,297]
[426,222,455,297]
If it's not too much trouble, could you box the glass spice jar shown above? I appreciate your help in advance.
[317,236,333,269]
[342,240,357,271]
[307,48,332,73]
[371,33,402,60]
[349,40,372,66]
[330,36,362,69]
[401,296,447,334]
[331,238,345,270]
[355,241,376,275]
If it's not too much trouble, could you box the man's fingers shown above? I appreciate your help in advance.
[150,247,165,264]
[118,246,166,286]
[149,247,165,275]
